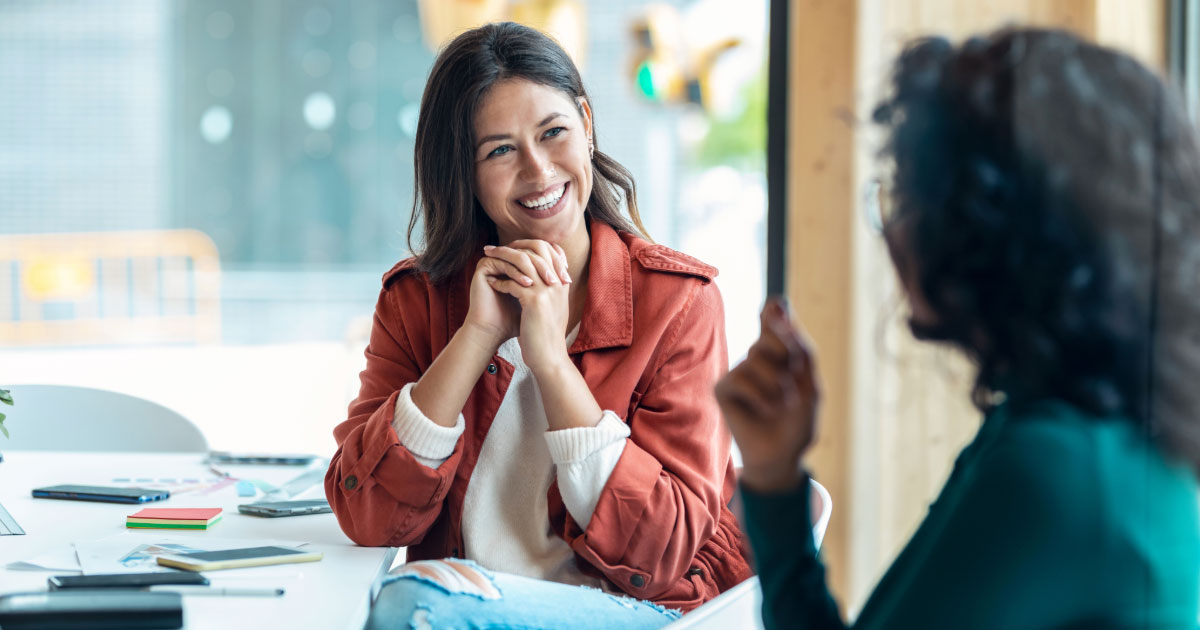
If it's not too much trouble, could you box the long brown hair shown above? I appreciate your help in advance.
[408,22,648,283]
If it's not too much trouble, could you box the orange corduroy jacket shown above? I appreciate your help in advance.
[324,220,752,611]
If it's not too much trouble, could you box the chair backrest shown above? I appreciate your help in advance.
[664,478,833,630]
[1,384,208,452]
[0,230,221,347]
[810,478,832,550]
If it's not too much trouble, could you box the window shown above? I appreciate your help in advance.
[0,0,767,453]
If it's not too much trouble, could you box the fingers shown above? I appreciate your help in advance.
[715,371,775,422]
[484,245,553,285]
[476,256,534,287]
[522,241,563,285]
[753,299,794,363]
[485,274,525,296]
[726,344,802,413]
[776,313,820,399]
[487,239,571,285]
[550,242,571,283]
[728,297,820,416]
[758,297,817,386]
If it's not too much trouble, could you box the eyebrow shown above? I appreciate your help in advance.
[476,113,568,149]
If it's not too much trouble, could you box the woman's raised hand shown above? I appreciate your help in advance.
[715,297,821,493]
[481,239,572,374]
[463,255,524,351]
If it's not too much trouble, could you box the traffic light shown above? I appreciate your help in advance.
[629,4,741,110]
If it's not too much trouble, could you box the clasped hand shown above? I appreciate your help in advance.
[464,239,573,375]
[715,297,822,493]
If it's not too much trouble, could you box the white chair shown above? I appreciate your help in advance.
[809,477,832,550]
[664,478,832,630]
[0,384,208,452]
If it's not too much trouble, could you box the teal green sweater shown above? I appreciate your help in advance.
[741,400,1200,629]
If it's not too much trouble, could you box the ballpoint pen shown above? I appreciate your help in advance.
[147,585,285,597]
[206,463,235,479]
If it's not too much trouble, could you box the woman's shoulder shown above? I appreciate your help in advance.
[618,231,719,284]
[617,233,724,326]
[380,257,453,296]
[997,400,1200,601]
[1000,399,1154,458]
[994,400,1143,467]
[987,399,1198,516]
[381,257,423,288]
[376,257,451,314]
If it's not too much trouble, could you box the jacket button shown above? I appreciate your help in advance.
[451,547,459,558]
[630,574,645,588]
[487,363,497,375]
[344,475,358,490]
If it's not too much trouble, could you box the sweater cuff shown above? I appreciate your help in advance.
[544,410,631,464]
[392,382,465,468]
[739,477,817,560]
[547,411,630,528]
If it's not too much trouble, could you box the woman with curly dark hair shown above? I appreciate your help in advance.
[717,27,1200,628]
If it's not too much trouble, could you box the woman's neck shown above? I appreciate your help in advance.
[561,224,591,334]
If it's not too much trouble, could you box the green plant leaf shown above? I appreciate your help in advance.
[0,388,11,406]
[0,416,7,438]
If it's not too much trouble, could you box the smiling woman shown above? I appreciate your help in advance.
[472,80,593,264]
[324,21,751,630]
[407,22,647,285]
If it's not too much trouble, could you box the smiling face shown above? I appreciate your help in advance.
[473,79,594,250]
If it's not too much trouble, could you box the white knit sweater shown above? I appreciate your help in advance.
[390,328,630,586]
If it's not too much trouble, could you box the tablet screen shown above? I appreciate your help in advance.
[178,546,307,562]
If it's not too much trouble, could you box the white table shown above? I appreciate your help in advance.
[0,451,397,629]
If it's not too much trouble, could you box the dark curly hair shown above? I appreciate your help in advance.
[873,27,1200,471]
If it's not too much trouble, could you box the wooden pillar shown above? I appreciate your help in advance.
[785,0,859,609]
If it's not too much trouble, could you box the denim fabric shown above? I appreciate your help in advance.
[366,559,681,630]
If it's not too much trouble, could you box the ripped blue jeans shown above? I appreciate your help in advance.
[366,558,682,630]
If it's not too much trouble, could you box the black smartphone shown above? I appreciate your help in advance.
[237,499,332,518]
[48,572,209,590]
[31,485,170,504]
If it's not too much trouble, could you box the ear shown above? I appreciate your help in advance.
[575,96,593,139]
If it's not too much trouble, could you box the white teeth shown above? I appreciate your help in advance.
[519,184,565,210]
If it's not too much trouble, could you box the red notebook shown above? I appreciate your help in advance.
[127,508,222,530]
[129,508,222,521]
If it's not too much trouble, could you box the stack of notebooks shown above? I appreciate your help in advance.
[126,508,222,530]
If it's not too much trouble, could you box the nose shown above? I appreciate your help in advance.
[518,145,555,184]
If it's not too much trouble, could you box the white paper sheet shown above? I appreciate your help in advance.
[74,532,310,574]
[6,532,310,575]
[5,546,82,572]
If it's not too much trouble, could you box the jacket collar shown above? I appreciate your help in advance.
[570,220,634,353]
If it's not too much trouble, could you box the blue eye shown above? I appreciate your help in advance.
[544,127,566,138]
[488,145,513,158]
